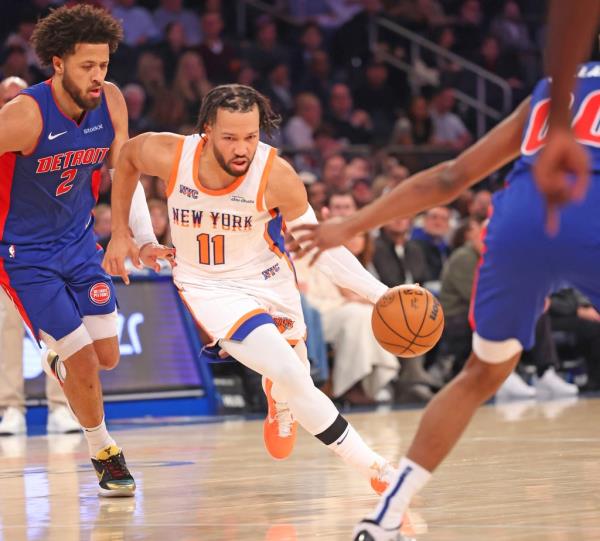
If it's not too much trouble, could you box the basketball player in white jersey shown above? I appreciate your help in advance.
[104,84,397,493]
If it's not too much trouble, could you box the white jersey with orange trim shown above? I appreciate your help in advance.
[166,134,286,279]
[166,133,305,343]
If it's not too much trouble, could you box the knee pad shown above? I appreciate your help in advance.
[472,333,523,364]
[40,324,93,361]
[83,310,118,342]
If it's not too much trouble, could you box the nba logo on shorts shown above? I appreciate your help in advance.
[89,282,111,306]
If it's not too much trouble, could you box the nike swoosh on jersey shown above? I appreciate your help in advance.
[48,131,67,140]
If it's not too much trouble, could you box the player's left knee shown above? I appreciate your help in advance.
[95,339,120,371]
[461,352,520,399]
[98,349,120,370]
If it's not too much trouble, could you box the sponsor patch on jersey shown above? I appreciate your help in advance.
[83,123,103,134]
[8,245,15,259]
[230,195,255,204]
[273,315,294,333]
[261,263,280,280]
[89,282,111,306]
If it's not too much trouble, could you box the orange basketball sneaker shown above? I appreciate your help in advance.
[263,377,297,460]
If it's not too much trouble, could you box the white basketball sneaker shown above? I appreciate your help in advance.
[0,407,26,436]
[47,405,80,434]
[535,368,579,397]
[495,372,536,400]
[352,520,411,541]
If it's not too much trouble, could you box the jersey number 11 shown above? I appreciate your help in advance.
[197,233,225,265]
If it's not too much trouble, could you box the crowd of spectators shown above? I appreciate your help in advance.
[2,0,598,409]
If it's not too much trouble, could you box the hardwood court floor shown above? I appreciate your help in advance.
[0,397,599,541]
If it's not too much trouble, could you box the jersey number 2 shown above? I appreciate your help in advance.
[56,169,77,196]
[197,233,225,265]
[522,90,600,155]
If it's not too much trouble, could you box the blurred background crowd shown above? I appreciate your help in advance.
[1,0,599,417]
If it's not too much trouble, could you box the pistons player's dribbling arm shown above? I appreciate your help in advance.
[533,0,600,234]
[102,132,180,283]
[0,95,43,155]
[292,97,531,261]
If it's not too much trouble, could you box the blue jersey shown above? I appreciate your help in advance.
[0,79,114,248]
[510,61,600,179]
[470,62,600,353]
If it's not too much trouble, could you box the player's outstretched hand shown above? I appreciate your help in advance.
[140,243,176,272]
[533,127,590,236]
[292,217,356,266]
[102,231,142,285]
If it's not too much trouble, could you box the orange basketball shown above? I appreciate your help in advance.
[372,285,444,358]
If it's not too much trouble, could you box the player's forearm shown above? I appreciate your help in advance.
[316,247,388,303]
[343,161,463,237]
[546,0,600,128]
[288,205,388,302]
[129,182,157,246]
[111,143,141,235]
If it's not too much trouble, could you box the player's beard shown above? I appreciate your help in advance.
[62,69,102,111]
[213,145,254,177]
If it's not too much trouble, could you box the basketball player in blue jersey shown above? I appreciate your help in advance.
[534,0,600,235]
[0,5,173,496]
[295,59,600,540]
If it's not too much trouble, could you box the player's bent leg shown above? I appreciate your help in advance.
[353,337,522,539]
[84,310,120,370]
[406,344,521,472]
[40,326,135,497]
[260,341,309,460]
[222,324,397,494]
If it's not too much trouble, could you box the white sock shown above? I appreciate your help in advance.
[327,424,387,480]
[367,457,431,529]
[82,417,116,458]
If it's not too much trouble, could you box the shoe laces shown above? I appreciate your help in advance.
[274,402,294,438]
[101,453,130,480]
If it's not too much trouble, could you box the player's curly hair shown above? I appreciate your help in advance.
[31,4,123,67]
[195,84,281,137]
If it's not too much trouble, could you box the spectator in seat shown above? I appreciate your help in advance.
[172,51,213,123]
[391,95,435,146]
[154,0,201,47]
[550,289,600,392]
[430,87,472,151]
[321,154,349,191]
[326,83,373,145]
[243,15,289,79]
[0,75,26,107]
[439,218,481,374]
[260,62,294,121]
[154,21,189,84]
[195,12,238,85]
[307,181,329,220]
[411,206,451,285]
[110,0,159,47]
[289,22,324,87]
[353,61,405,144]
[123,83,151,136]
[468,189,491,221]
[296,207,399,403]
[373,217,427,289]
[283,92,322,172]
